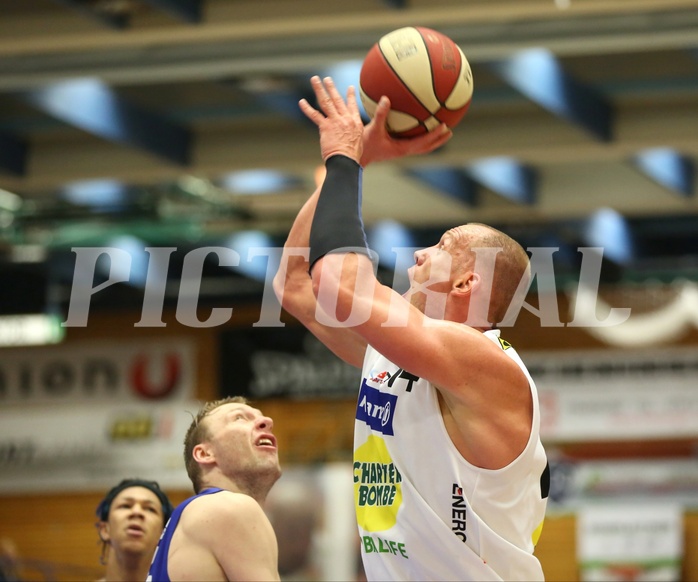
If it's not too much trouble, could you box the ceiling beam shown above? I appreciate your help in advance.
[141,0,203,23]
[406,168,478,206]
[18,79,191,167]
[3,98,697,194]
[48,0,130,29]
[466,158,537,205]
[1,3,698,86]
[633,148,695,197]
[488,49,613,141]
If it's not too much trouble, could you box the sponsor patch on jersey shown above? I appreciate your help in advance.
[497,336,512,350]
[354,435,403,532]
[369,369,391,384]
[356,379,397,435]
[451,483,468,542]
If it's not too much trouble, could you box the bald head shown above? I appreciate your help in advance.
[452,223,530,325]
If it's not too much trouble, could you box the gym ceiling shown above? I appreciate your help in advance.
[0,0,697,314]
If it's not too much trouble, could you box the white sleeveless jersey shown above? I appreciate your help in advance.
[354,329,548,581]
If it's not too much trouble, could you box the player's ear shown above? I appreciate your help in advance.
[98,521,110,543]
[453,271,479,295]
[193,442,215,465]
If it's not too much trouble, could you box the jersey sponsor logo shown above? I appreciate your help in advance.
[361,534,408,559]
[451,483,468,542]
[354,460,402,509]
[368,367,421,392]
[369,370,391,383]
[354,436,402,532]
[387,368,420,392]
[356,380,397,435]
[497,336,513,350]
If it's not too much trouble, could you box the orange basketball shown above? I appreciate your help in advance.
[359,26,473,137]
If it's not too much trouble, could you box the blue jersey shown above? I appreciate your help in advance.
[147,487,224,582]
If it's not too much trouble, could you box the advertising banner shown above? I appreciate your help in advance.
[547,458,698,507]
[219,326,361,400]
[577,504,683,582]
[527,347,698,441]
[0,401,200,494]
[0,338,196,406]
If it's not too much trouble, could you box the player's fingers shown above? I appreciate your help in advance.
[322,77,348,114]
[371,96,391,127]
[406,124,452,153]
[426,124,453,147]
[345,86,362,120]
[309,75,336,115]
[298,98,324,126]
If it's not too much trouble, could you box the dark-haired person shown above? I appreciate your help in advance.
[96,478,173,582]
[147,396,281,582]
[273,76,549,581]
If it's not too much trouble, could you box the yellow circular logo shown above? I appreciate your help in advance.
[354,435,402,532]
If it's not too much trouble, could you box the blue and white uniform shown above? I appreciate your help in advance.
[147,487,224,582]
[354,329,549,581]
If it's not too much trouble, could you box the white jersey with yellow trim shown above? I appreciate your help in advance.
[354,329,548,581]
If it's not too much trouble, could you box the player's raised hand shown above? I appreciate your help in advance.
[299,76,364,163]
[361,96,452,166]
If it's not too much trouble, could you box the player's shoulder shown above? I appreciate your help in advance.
[451,325,525,379]
[181,491,266,537]
[483,329,517,352]
[195,490,264,520]
[190,489,258,510]
[445,321,512,351]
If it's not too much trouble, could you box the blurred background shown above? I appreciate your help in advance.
[0,0,697,580]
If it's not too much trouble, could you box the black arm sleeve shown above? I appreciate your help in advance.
[308,154,372,271]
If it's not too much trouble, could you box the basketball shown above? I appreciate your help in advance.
[359,26,473,137]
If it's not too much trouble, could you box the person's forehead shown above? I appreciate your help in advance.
[113,486,160,505]
[445,224,487,244]
[442,226,468,245]
[209,402,263,421]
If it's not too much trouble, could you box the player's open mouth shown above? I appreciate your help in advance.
[126,525,145,536]
[256,435,276,448]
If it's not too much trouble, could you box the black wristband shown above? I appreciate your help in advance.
[309,155,372,271]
